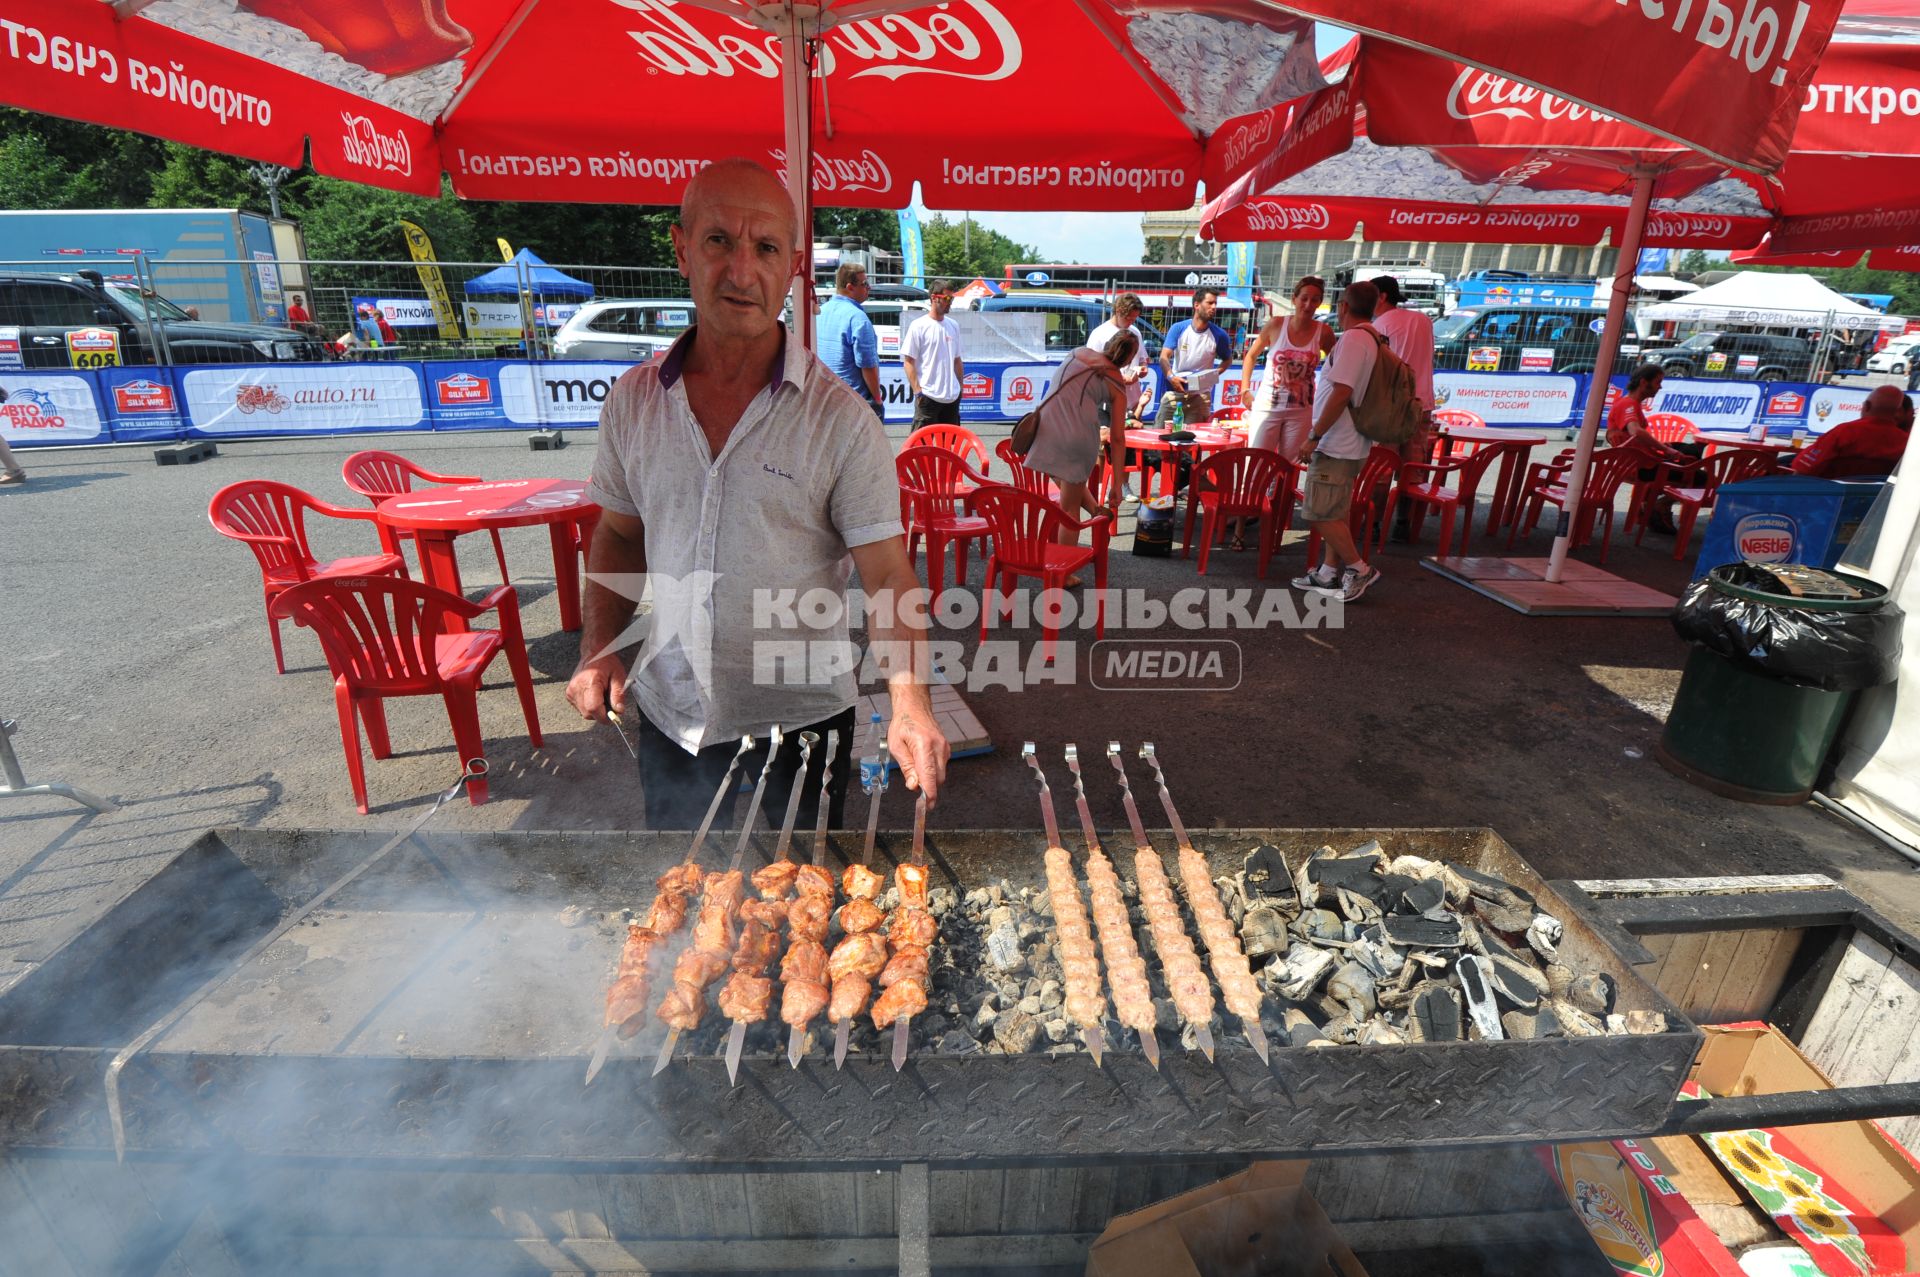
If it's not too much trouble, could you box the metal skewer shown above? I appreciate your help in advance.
[1067,745,1157,1070]
[589,734,755,1087]
[1141,743,1269,1066]
[838,722,891,1068]
[604,698,638,758]
[1109,743,1213,1062]
[728,731,814,1085]
[791,729,837,1069]
[892,791,928,1072]
[655,731,782,1078]
[1025,744,1103,1067]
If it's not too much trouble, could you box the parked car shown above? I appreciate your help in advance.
[1652,330,1813,381]
[1867,334,1920,375]
[0,270,326,366]
[1431,304,1630,375]
[551,299,695,361]
[976,294,1166,360]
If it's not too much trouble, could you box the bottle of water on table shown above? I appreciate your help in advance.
[859,712,886,792]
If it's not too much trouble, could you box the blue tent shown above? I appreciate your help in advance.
[463,248,594,299]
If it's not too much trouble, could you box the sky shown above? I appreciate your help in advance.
[916,23,1353,266]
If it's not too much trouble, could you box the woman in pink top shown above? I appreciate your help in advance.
[1233,276,1335,546]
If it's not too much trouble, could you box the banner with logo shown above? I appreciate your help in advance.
[1649,379,1765,435]
[422,361,510,428]
[0,370,106,445]
[97,365,187,441]
[180,364,426,435]
[498,362,637,426]
[1434,372,1581,427]
[1225,242,1255,308]
[399,219,462,340]
[1635,248,1674,276]
[353,297,441,329]
[897,206,925,289]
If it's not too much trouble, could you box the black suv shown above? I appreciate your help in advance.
[1654,331,1813,382]
[1432,305,1628,374]
[0,271,326,367]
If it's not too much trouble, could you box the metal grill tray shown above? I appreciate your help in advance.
[0,827,1697,1164]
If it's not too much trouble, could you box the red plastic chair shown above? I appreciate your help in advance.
[1638,447,1777,559]
[1431,408,1489,457]
[897,446,993,601]
[905,424,989,472]
[1181,447,1297,578]
[342,450,512,585]
[1382,438,1524,557]
[208,480,409,674]
[1305,446,1403,564]
[269,575,541,814]
[968,486,1112,662]
[1507,448,1643,563]
[1642,413,1696,444]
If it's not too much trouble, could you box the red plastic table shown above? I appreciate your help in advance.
[1695,431,1801,457]
[376,479,599,631]
[1436,425,1549,535]
[1123,425,1242,502]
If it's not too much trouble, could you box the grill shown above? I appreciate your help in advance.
[0,824,1698,1165]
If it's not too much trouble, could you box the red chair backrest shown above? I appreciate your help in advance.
[896,446,988,522]
[1704,447,1779,494]
[1190,446,1290,512]
[968,485,1079,569]
[270,575,471,695]
[993,438,1055,498]
[1581,449,1644,504]
[342,450,420,504]
[1351,445,1403,530]
[1432,409,1485,432]
[208,480,323,580]
[1642,413,1695,444]
[905,424,988,471]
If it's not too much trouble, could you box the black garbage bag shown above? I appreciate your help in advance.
[1672,564,1904,692]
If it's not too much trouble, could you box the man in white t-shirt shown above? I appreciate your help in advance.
[1157,288,1234,424]
[1087,292,1154,416]
[1368,275,1436,542]
[1292,280,1382,603]
[900,278,965,427]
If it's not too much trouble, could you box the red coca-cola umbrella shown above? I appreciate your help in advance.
[1732,241,1920,266]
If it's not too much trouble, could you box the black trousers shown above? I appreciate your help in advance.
[910,394,962,427]
[633,706,858,834]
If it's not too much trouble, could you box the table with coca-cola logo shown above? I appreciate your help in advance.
[376,479,599,631]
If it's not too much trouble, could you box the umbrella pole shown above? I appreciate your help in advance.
[778,4,817,353]
[1546,166,1655,584]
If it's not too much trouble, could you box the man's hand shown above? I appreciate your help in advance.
[1296,436,1317,465]
[1169,373,1188,393]
[888,700,950,805]
[566,652,630,722]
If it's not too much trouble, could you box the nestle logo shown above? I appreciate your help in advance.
[340,111,413,177]
[113,378,176,414]
[1734,512,1797,563]
[1089,640,1241,692]
[437,372,493,405]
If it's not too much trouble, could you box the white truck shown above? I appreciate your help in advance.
[1331,256,1448,318]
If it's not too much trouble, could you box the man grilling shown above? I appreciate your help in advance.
[566,157,949,828]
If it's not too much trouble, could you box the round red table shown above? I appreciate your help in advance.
[1436,424,1550,535]
[376,479,599,631]
[1695,431,1801,456]
[1122,425,1242,502]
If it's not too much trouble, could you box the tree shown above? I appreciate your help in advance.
[1675,249,1716,277]
[920,214,1039,281]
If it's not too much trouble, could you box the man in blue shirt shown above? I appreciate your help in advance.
[818,263,883,417]
[1158,289,1234,424]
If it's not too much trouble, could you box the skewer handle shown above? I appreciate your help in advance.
[687,735,755,864]
[728,726,785,871]
[1063,744,1104,853]
[1139,744,1191,849]
[809,730,838,866]
[1106,742,1153,850]
[1023,743,1063,850]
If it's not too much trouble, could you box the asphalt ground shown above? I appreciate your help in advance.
[2,416,1915,1000]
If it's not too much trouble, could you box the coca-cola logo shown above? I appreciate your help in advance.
[613,0,1022,83]
[340,112,414,177]
[1645,212,1734,239]
[1446,68,1615,126]
[1219,111,1276,174]
[770,147,894,196]
[1239,200,1330,233]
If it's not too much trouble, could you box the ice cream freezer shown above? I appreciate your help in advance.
[1694,474,1888,579]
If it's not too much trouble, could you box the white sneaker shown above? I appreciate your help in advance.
[1339,564,1382,602]
[1291,564,1339,592]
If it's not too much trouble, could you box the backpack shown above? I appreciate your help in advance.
[1350,331,1422,446]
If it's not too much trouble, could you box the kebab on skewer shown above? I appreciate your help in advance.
[1024,743,1105,1064]
[872,832,933,1072]
[782,730,839,1068]
[1064,744,1160,1068]
[1143,743,1271,1064]
[652,727,784,1075]
[828,862,889,1068]
[1109,743,1216,1060]
[586,734,755,1086]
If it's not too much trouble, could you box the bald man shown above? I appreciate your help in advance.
[566,157,949,828]
[1792,384,1913,479]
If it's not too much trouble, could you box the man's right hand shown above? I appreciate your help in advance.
[566,653,629,722]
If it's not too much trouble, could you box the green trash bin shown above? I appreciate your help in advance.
[1658,564,1902,805]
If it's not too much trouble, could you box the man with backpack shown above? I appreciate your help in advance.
[1291,280,1419,602]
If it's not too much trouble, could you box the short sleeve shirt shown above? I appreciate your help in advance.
[1087,320,1151,373]
[1792,417,1912,478]
[1370,307,1435,409]
[818,294,879,398]
[1163,319,1233,374]
[900,314,962,402]
[1312,328,1379,459]
[587,326,904,753]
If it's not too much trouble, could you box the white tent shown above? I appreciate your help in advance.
[1641,271,1901,332]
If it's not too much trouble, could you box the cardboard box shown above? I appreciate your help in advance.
[1542,1139,1746,1276]
[1083,1161,1368,1277]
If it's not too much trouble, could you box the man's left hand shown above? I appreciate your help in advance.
[888,702,950,805]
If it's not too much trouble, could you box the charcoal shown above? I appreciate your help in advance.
[1501,1006,1564,1040]
[1410,985,1462,1043]
[1293,908,1345,944]
[1337,885,1383,923]
[1550,998,1605,1037]
[993,1009,1042,1054]
[1043,1018,1069,1043]
[1473,898,1536,935]
[1293,847,1332,907]
[1282,1007,1334,1048]
[1359,1017,1407,1046]
[1243,844,1293,899]
[939,1030,981,1054]
[1350,928,1404,980]
[1608,1009,1667,1035]
[1381,914,1463,948]
[1273,943,1335,1000]
[1488,959,1541,1010]
[1241,906,1290,959]
[1453,863,1534,907]
[1328,960,1377,1018]
[1492,953,1549,995]
[1567,972,1617,1017]
[1527,913,1564,958]
[985,923,1024,973]
[1455,955,1504,1040]
[1309,856,1388,900]
[1398,877,1446,915]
